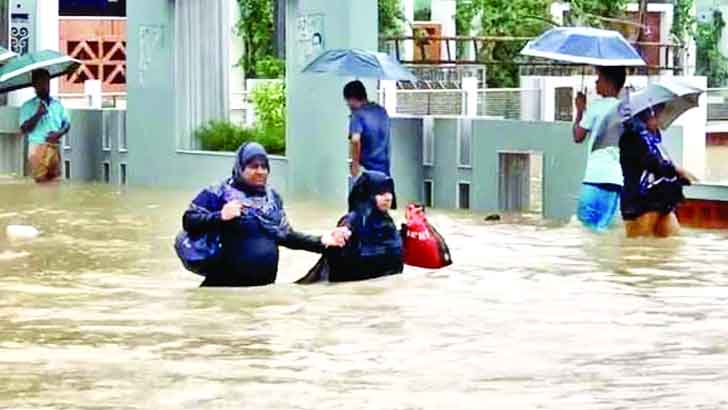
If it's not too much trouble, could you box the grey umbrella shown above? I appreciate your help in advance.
[628,81,704,129]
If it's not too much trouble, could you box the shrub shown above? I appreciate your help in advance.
[255,57,285,79]
[250,81,286,132]
[195,121,285,155]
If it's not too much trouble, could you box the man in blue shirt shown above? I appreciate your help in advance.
[19,69,70,182]
[344,80,391,178]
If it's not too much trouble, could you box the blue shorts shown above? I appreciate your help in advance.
[577,183,621,232]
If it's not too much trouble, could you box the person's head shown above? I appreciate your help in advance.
[638,103,665,133]
[32,69,51,100]
[233,142,270,189]
[595,66,626,98]
[348,171,395,214]
[343,80,368,111]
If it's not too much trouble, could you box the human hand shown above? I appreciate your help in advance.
[676,167,698,185]
[221,200,243,221]
[46,131,62,144]
[350,162,361,178]
[35,103,47,118]
[322,226,351,248]
[575,91,587,113]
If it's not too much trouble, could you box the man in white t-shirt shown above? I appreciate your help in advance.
[572,66,626,232]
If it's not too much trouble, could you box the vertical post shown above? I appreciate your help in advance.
[402,0,414,61]
[0,0,8,106]
[462,76,478,117]
[84,79,103,109]
[381,80,398,115]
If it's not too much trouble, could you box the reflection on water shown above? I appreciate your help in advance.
[1,181,727,409]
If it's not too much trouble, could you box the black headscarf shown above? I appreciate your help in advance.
[232,142,270,193]
[348,171,396,214]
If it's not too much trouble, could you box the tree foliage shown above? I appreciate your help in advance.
[379,0,405,36]
[456,0,552,87]
[563,0,630,28]
[696,10,728,87]
[236,0,283,78]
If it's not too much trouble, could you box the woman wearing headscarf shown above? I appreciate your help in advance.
[182,142,346,287]
[297,171,404,283]
[620,104,698,237]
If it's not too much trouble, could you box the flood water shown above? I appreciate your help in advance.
[1,180,727,409]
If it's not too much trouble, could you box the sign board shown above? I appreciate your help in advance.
[296,13,324,69]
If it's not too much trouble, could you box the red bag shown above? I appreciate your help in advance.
[403,204,452,269]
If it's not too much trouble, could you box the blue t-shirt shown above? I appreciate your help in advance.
[349,103,391,175]
[19,97,70,145]
[579,97,624,186]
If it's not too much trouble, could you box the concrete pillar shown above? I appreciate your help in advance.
[381,80,398,115]
[462,76,478,117]
[430,0,455,60]
[286,0,378,203]
[84,79,102,109]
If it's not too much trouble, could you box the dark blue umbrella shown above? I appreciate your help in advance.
[302,48,417,82]
[520,27,646,66]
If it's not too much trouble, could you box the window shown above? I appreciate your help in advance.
[457,119,472,168]
[119,163,127,185]
[103,162,110,183]
[423,117,434,165]
[457,182,470,210]
[64,160,71,180]
[424,179,434,208]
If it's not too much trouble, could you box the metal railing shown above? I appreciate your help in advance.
[393,88,467,116]
[477,88,542,120]
[708,88,728,122]
[380,35,684,72]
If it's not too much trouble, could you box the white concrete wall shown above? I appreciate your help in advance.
[430,0,455,59]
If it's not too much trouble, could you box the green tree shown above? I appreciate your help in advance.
[379,0,405,36]
[696,10,728,87]
[236,0,283,78]
[456,0,552,87]
[563,0,630,28]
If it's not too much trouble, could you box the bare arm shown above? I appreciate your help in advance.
[572,92,588,144]
[573,111,588,143]
[46,122,71,144]
[350,132,362,176]
[20,104,47,135]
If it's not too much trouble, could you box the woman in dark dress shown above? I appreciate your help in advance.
[619,104,698,237]
[297,171,403,283]
[182,142,346,287]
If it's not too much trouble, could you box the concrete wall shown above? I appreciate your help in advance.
[285,0,378,205]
